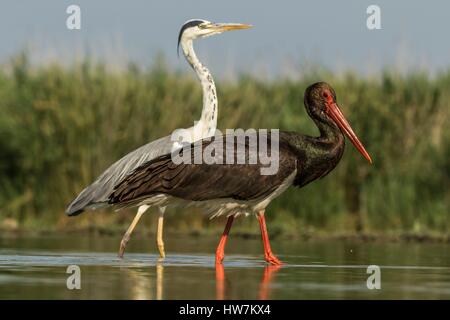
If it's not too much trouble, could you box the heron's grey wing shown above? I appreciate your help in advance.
[109,133,297,206]
[66,135,174,216]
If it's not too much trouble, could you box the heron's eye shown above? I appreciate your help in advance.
[199,23,207,29]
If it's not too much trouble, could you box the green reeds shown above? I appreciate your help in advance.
[0,54,449,235]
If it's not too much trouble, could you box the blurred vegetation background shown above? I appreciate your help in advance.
[0,53,449,238]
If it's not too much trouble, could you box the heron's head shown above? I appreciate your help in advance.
[177,19,252,55]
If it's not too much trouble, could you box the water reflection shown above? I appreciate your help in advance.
[215,263,281,300]
[125,268,153,300]
[120,259,164,300]
[1,235,449,299]
[258,265,281,300]
[215,263,225,300]
[156,260,164,300]
[120,260,280,300]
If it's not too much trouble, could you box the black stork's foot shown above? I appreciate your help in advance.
[257,211,283,266]
[215,250,225,264]
[264,252,283,266]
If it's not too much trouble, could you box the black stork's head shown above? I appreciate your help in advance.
[304,82,372,163]
[177,19,252,56]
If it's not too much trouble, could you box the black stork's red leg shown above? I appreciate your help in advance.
[257,211,282,265]
[215,216,234,264]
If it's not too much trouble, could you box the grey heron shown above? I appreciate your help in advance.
[108,82,372,265]
[65,19,252,258]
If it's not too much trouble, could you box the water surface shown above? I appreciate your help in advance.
[0,235,449,299]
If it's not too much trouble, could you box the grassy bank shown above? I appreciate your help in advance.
[0,54,449,237]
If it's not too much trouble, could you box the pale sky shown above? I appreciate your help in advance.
[0,0,449,78]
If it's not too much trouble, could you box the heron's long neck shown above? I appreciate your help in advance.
[182,39,218,138]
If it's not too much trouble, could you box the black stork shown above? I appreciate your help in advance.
[108,82,372,265]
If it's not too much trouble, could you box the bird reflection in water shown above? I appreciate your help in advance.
[122,258,279,299]
[215,263,281,300]
[121,259,164,300]
[258,265,281,300]
[156,260,164,300]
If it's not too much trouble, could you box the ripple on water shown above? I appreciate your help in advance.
[1,249,449,272]
[0,250,266,268]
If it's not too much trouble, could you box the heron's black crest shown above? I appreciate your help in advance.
[177,19,205,56]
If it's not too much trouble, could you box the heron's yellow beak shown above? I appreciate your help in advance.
[206,23,252,32]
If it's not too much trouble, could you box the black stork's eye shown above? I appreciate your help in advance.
[322,92,329,99]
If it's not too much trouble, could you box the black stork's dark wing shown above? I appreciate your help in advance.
[109,132,300,206]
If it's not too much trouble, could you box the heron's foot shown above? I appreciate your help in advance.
[157,242,166,259]
[118,234,130,259]
[264,252,283,266]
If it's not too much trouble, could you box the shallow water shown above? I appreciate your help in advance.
[0,234,449,299]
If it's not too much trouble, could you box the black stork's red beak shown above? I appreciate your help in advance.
[326,102,373,164]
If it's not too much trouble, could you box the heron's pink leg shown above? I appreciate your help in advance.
[215,216,234,264]
[257,211,282,265]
